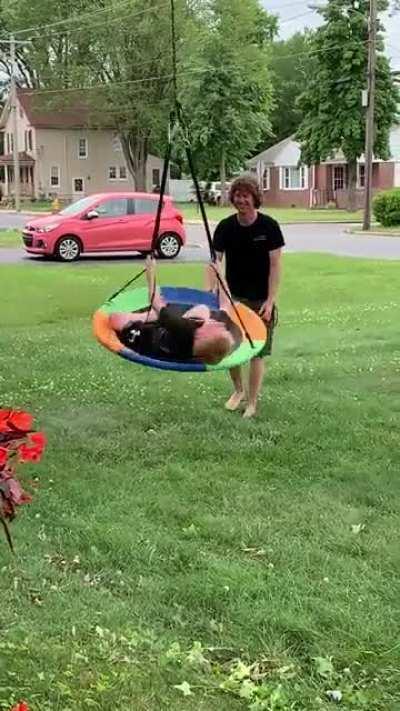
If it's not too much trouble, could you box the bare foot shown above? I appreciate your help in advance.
[242,403,257,419]
[225,391,245,411]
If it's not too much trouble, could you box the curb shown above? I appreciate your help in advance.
[347,228,400,238]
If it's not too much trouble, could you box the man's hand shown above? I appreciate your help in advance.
[205,261,220,292]
[259,299,274,322]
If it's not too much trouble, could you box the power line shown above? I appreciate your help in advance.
[25,4,169,46]
[279,10,316,24]
[19,39,373,97]
[13,1,167,37]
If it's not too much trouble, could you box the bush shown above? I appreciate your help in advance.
[373,189,400,227]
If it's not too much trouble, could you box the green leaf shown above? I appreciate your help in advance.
[314,656,334,678]
[173,681,193,697]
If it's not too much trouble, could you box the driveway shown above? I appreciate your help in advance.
[0,214,399,263]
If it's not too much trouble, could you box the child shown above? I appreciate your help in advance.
[110,257,235,365]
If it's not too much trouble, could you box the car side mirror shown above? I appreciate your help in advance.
[85,210,99,220]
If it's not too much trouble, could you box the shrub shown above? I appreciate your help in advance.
[373,189,400,227]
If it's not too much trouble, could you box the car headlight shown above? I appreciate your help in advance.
[37,223,60,233]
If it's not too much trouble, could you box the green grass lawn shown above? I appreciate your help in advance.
[1,200,365,223]
[1,256,400,710]
[0,229,22,248]
[179,203,364,223]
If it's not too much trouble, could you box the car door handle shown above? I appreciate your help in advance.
[117,218,129,223]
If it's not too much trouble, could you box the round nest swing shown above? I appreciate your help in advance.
[92,0,267,373]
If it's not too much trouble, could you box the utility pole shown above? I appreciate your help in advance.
[10,34,20,213]
[362,0,377,231]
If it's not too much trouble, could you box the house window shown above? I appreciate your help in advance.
[333,165,347,191]
[112,133,122,152]
[152,168,160,189]
[108,166,117,180]
[281,166,307,190]
[357,164,365,189]
[78,137,88,159]
[6,134,10,153]
[262,166,270,191]
[24,130,33,152]
[50,166,60,188]
[119,166,127,180]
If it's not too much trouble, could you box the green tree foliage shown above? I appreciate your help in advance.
[296,0,399,210]
[0,0,182,189]
[261,32,310,149]
[180,0,276,189]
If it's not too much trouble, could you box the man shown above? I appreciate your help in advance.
[212,174,285,418]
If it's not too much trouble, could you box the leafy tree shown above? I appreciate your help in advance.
[0,0,182,189]
[181,0,276,195]
[296,0,399,210]
[261,32,310,149]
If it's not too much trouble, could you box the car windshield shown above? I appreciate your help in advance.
[59,196,96,216]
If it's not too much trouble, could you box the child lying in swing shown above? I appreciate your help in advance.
[109,256,235,365]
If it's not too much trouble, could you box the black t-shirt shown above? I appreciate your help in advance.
[118,306,203,361]
[213,213,285,301]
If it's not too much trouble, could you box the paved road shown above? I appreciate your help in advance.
[1,213,400,264]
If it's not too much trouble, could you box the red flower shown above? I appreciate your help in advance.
[29,432,47,452]
[18,444,42,463]
[0,410,33,434]
[0,447,8,467]
[11,703,30,711]
[0,410,11,431]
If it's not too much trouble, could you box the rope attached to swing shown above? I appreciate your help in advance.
[106,0,255,349]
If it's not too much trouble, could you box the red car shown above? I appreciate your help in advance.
[22,192,186,262]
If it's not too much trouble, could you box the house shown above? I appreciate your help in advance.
[0,89,166,202]
[247,129,400,209]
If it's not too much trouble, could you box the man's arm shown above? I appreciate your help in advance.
[259,248,283,321]
[145,255,165,314]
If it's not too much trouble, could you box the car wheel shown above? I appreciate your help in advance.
[55,236,81,262]
[157,232,181,259]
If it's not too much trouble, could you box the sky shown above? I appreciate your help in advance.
[262,0,400,71]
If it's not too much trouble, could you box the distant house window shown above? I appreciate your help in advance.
[108,166,117,180]
[262,166,270,190]
[281,166,307,190]
[152,168,160,189]
[333,165,347,191]
[10,134,14,152]
[24,130,33,152]
[112,133,122,152]
[6,134,10,153]
[50,166,60,188]
[357,164,365,189]
[119,166,127,180]
[78,137,88,159]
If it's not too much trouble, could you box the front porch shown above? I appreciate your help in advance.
[0,152,35,201]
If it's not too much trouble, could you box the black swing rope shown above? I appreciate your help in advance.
[107,0,255,349]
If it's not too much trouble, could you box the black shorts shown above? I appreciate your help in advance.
[233,297,278,357]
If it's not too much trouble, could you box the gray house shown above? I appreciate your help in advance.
[0,88,165,202]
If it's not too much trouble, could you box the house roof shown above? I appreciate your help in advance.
[0,88,116,129]
[248,135,296,165]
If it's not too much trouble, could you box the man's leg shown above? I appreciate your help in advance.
[243,357,265,418]
[225,366,246,411]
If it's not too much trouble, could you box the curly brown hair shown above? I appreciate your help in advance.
[228,174,262,209]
